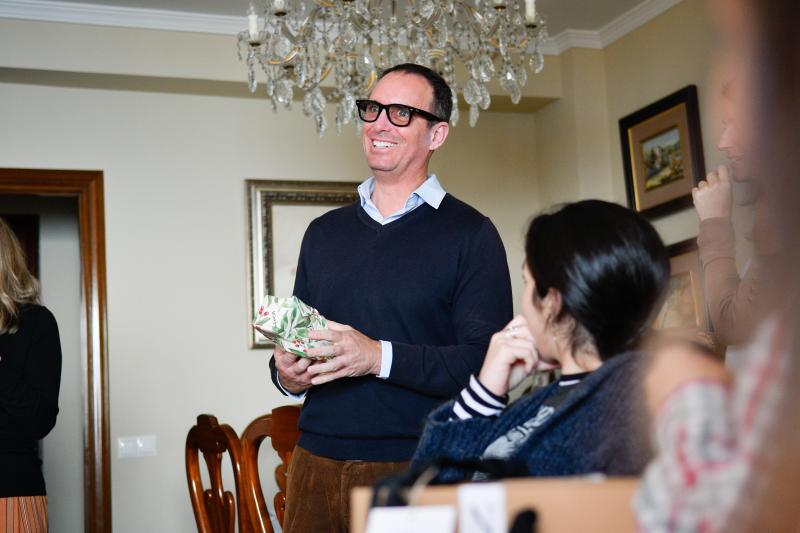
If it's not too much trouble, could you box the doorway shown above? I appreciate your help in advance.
[0,169,110,533]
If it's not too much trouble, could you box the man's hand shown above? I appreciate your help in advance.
[693,165,733,221]
[645,340,731,416]
[304,321,382,385]
[274,346,315,394]
[478,315,560,397]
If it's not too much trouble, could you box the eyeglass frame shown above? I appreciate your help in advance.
[355,99,447,127]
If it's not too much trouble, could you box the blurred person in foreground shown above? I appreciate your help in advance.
[0,217,62,533]
[635,0,800,531]
[693,75,777,360]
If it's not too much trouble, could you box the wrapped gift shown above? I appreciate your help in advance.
[253,295,332,358]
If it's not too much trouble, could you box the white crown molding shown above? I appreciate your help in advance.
[596,0,684,47]
[541,29,603,55]
[1,0,684,52]
[0,0,244,35]
[542,0,684,54]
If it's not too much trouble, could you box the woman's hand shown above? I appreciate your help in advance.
[478,315,559,397]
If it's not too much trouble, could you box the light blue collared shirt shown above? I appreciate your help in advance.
[276,175,447,399]
[358,174,447,226]
[358,174,447,379]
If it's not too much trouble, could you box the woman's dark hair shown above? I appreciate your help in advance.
[525,199,669,360]
[379,63,453,123]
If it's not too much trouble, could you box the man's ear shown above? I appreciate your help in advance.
[428,121,450,151]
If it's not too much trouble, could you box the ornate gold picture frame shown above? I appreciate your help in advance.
[246,179,360,348]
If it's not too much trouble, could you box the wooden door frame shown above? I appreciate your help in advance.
[0,168,111,532]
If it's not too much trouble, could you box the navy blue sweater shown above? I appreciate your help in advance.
[411,352,652,482]
[270,195,513,461]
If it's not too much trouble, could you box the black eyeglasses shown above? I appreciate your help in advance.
[355,99,446,127]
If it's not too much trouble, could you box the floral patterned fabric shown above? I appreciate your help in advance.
[633,318,785,532]
[253,295,331,358]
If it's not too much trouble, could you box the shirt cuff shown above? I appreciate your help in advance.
[276,374,307,401]
[452,374,508,420]
[377,340,393,379]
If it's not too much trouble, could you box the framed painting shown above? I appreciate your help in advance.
[619,85,706,218]
[246,179,360,349]
[653,238,709,332]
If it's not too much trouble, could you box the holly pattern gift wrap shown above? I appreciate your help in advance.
[253,295,332,358]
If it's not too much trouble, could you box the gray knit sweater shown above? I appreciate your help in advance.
[411,352,651,483]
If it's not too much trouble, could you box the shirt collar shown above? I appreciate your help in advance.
[358,174,447,210]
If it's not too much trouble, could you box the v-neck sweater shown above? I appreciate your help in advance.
[276,194,513,461]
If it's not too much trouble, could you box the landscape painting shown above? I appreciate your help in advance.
[642,127,684,191]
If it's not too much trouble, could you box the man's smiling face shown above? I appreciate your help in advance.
[361,71,438,179]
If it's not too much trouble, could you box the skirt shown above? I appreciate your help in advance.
[0,496,47,533]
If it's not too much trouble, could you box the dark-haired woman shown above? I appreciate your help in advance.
[411,200,669,482]
[0,217,61,532]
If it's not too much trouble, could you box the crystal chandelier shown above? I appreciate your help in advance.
[238,0,547,135]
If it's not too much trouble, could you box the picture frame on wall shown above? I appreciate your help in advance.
[653,238,709,332]
[246,179,360,349]
[619,85,706,218]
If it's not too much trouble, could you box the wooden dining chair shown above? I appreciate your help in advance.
[241,405,302,533]
[186,414,251,533]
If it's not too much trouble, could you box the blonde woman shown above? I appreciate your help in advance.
[0,217,61,533]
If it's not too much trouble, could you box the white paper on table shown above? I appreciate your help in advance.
[457,483,507,533]
[365,505,456,533]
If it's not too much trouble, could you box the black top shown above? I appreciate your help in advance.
[270,195,513,461]
[541,372,591,411]
[0,304,62,497]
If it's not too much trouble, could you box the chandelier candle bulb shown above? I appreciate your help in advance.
[492,0,506,8]
[247,7,259,40]
[525,0,536,24]
[273,0,286,14]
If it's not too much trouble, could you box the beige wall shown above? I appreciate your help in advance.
[604,0,720,244]
[535,47,613,208]
[535,0,720,246]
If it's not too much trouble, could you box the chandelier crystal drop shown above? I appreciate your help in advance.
[238,0,547,136]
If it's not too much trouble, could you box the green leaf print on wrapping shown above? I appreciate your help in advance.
[252,295,332,359]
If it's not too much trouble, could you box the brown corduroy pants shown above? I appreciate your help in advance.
[283,446,409,533]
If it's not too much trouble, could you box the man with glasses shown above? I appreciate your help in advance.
[269,63,512,532]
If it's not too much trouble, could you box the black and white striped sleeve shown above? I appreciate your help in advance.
[451,374,509,420]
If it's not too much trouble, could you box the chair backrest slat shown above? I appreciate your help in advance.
[186,414,251,533]
[241,405,301,532]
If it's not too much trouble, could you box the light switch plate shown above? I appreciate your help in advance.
[117,435,157,458]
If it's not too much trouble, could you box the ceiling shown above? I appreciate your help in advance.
[39,0,646,36]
